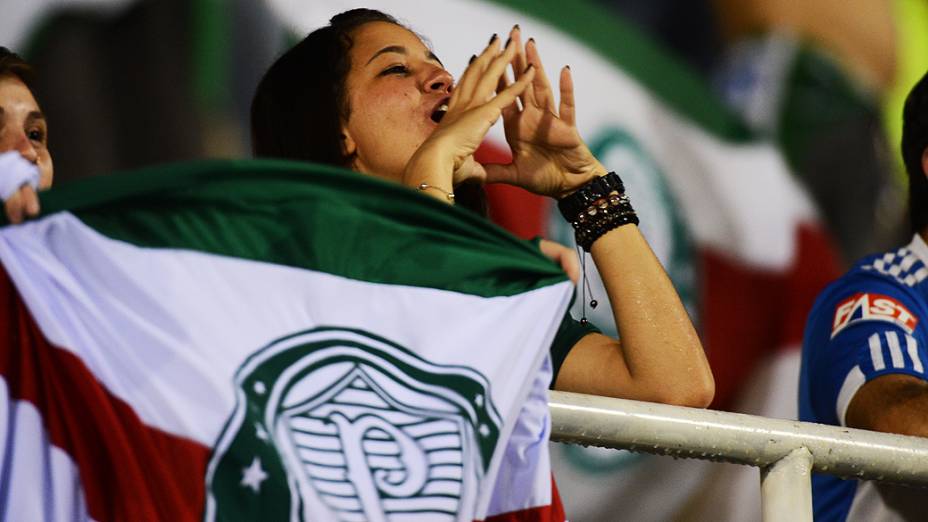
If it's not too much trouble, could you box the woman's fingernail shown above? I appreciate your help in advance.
[565,65,571,70]
[469,54,477,64]
[514,24,520,31]
[505,36,512,48]
[489,33,498,45]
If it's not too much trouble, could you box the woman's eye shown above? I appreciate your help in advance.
[381,65,409,76]
[27,129,45,143]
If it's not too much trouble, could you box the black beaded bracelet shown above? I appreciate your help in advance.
[558,172,639,251]
[557,172,626,223]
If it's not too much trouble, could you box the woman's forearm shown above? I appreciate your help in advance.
[589,224,714,405]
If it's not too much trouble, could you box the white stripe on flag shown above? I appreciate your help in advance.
[0,378,93,522]
[885,332,906,369]
[906,335,924,373]
[868,333,886,371]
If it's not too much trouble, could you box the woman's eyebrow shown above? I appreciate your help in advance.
[25,111,45,126]
[366,45,406,65]
[366,46,444,68]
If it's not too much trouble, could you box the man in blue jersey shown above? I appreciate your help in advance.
[800,70,928,521]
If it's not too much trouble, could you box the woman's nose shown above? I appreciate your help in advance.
[424,68,453,94]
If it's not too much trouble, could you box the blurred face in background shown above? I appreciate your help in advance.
[0,74,52,188]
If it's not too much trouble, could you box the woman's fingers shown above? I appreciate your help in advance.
[511,32,537,110]
[558,65,576,127]
[525,38,556,112]
[538,239,580,284]
[472,37,519,104]
[450,34,501,111]
[22,186,39,217]
[4,189,25,224]
[495,69,519,122]
[491,64,535,112]
[4,186,42,225]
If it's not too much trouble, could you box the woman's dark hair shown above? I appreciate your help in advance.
[250,9,487,215]
[0,47,35,89]
[251,9,397,166]
[903,70,928,233]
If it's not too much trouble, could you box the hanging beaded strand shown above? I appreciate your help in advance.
[575,244,598,325]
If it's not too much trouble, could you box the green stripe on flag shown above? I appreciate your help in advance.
[16,160,566,297]
[489,0,753,142]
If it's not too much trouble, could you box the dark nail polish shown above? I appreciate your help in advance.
[528,37,535,44]
[489,34,498,45]
[565,65,571,70]
[514,24,520,30]
[505,36,512,47]
[469,55,476,64]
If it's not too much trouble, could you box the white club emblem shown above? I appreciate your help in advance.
[205,328,500,522]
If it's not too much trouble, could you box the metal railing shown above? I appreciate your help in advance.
[548,391,928,521]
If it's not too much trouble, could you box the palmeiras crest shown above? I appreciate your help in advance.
[204,327,501,521]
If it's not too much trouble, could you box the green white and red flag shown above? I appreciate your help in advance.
[0,160,574,521]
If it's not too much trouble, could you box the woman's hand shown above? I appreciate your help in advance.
[0,151,42,224]
[403,33,535,199]
[484,30,607,198]
[4,185,40,224]
[538,238,579,283]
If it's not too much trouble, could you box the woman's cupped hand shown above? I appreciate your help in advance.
[485,29,608,198]
[402,30,535,193]
[404,26,608,200]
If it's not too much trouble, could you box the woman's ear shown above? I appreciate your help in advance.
[341,129,357,159]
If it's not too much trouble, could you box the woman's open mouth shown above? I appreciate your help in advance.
[430,100,449,123]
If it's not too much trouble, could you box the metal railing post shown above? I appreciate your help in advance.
[760,447,813,522]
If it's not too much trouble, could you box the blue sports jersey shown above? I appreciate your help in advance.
[800,234,928,521]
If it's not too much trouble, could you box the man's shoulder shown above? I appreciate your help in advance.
[822,244,928,308]
[847,242,928,290]
[806,244,928,346]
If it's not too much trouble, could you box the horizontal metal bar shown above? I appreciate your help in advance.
[549,391,928,486]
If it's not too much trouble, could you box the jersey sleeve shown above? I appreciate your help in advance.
[806,277,928,426]
[548,311,600,388]
[521,237,603,388]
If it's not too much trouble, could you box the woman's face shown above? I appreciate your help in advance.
[0,75,52,188]
[341,22,453,182]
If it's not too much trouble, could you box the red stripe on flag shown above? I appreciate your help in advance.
[700,224,841,409]
[477,141,549,240]
[478,475,566,522]
[0,265,210,521]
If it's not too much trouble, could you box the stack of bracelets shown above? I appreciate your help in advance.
[557,172,639,251]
